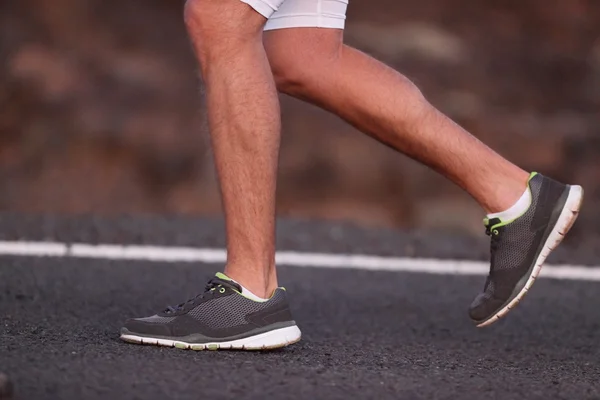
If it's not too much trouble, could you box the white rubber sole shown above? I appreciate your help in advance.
[476,185,584,328]
[120,325,302,351]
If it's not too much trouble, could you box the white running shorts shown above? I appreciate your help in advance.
[240,0,349,31]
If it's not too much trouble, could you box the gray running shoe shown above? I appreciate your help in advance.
[469,172,583,327]
[120,273,301,350]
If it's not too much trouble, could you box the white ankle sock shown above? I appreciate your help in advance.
[238,284,269,302]
[227,277,269,301]
[487,187,531,222]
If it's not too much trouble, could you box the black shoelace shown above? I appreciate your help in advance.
[485,217,503,254]
[482,226,500,292]
[164,277,241,313]
[485,226,502,254]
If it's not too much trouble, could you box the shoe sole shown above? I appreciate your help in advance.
[476,184,584,328]
[119,325,302,351]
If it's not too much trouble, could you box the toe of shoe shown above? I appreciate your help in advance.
[121,318,171,337]
[468,293,505,323]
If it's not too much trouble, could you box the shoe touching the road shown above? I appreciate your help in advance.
[469,172,584,327]
[120,273,301,350]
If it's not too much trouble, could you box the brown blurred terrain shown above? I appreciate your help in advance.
[1,0,599,239]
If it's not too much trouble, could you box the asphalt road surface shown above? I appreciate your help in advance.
[1,215,599,400]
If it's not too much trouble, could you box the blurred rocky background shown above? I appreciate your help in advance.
[1,0,599,242]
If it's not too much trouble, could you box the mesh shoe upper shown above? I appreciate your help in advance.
[122,274,295,340]
[469,173,569,322]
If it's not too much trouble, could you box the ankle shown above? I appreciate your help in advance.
[483,170,531,214]
[224,266,278,299]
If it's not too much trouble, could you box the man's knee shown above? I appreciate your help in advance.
[271,56,316,96]
[184,0,265,58]
[265,31,343,96]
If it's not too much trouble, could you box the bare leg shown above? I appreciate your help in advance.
[265,29,529,214]
[185,0,280,297]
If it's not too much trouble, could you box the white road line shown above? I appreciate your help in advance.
[0,240,599,282]
[0,241,68,257]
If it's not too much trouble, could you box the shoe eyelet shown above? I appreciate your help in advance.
[219,288,226,294]
[493,229,499,235]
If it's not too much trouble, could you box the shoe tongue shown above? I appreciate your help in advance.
[483,217,502,228]
[214,272,242,292]
[215,272,233,281]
